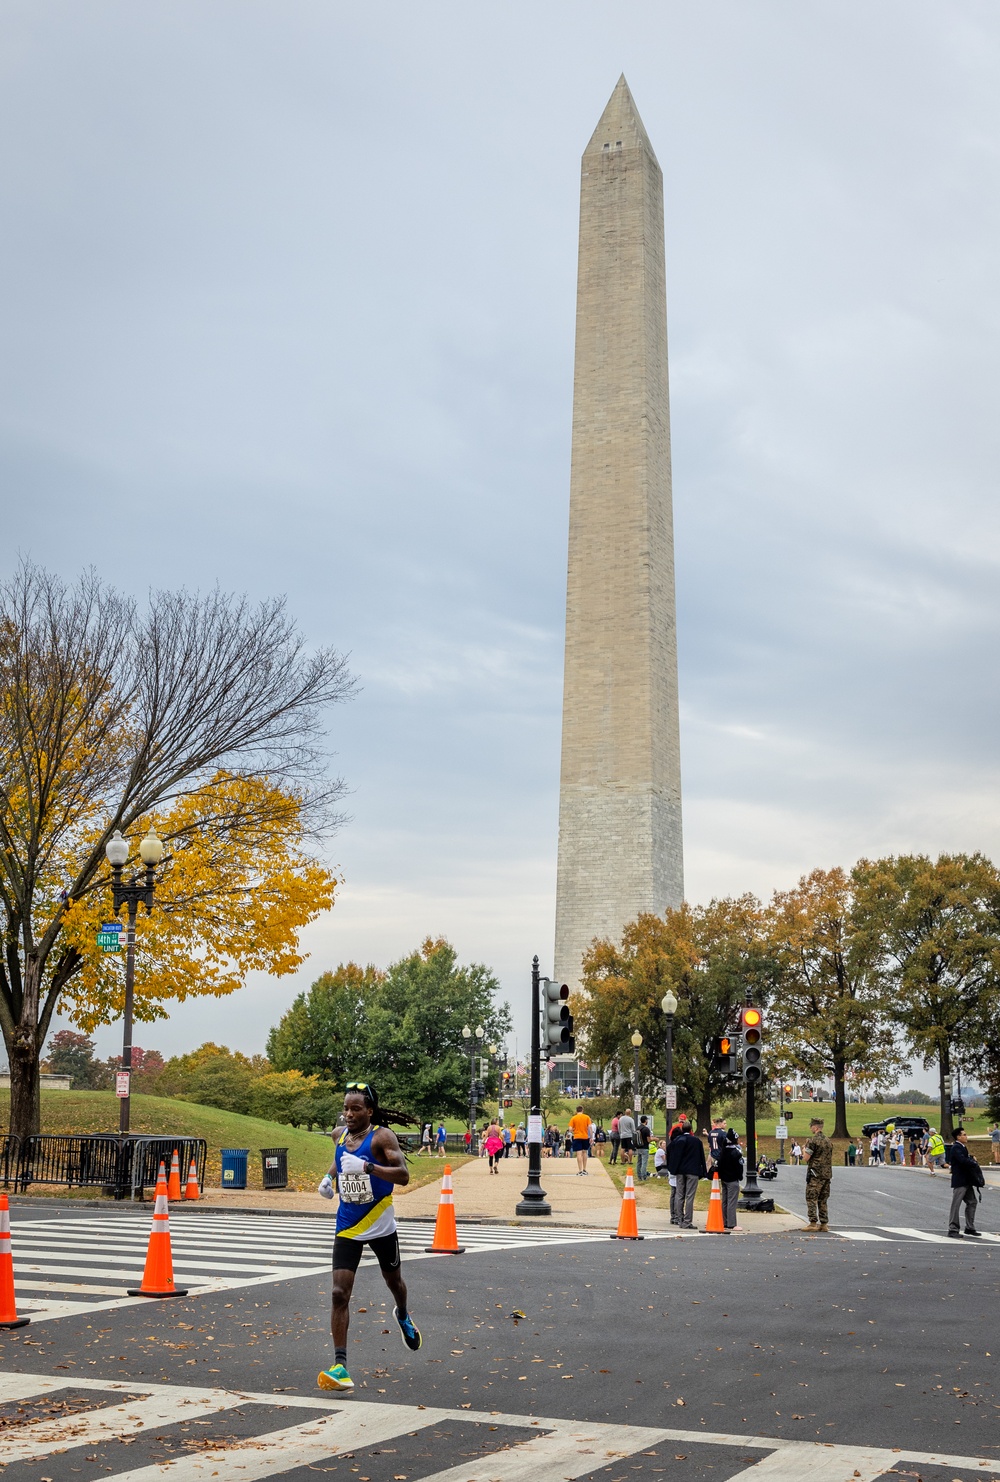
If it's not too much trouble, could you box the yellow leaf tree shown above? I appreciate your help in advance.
[0,563,353,1137]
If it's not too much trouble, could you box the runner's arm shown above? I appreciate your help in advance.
[365,1128,411,1186]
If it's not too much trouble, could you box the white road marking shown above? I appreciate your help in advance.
[879,1226,970,1244]
[0,1374,997,1481]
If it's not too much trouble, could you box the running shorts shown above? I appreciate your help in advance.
[332,1231,401,1274]
[619,1138,635,1152]
[572,1138,590,1151]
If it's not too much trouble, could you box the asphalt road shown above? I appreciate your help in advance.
[2,1208,999,1480]
[765,1162,1000,1234]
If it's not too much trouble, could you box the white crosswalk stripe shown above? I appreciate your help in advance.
[0,1372,997,1481]
[6,1211,665,1323]
[828,1224,1000,1243]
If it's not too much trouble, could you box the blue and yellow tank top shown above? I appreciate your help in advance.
[334,1126,397,1240]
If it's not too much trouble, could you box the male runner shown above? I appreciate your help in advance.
[317,1081,421,1392]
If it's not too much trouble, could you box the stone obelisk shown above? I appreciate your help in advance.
[554,76,683,993]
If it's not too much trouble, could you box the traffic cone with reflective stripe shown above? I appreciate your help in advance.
[424,1166,466,1253]
[706,1171,727,1233]
[610,1170,644,1240]
[127,1161,189,1298]
[168,1147,182,1202]
[183,1156,200,1200]
[0,1195,29,1329]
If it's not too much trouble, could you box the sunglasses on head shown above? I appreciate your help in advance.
[346,1081,371,1093]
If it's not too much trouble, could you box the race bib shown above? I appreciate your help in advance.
[339,1171,374,1204]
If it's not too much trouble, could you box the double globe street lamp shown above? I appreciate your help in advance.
[461,1023,485,1150]
[105,826,164,1134]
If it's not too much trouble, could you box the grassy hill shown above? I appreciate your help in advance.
[0,1090,457,1193]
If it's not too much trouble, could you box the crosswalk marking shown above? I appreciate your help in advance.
[828,1224,1000,1244]
[7,1211,676,1324]
[0,1372,997,1482]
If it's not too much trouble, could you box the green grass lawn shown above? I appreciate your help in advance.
[0,1090,467,1194]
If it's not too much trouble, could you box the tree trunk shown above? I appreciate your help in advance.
[939,1049,953,1142]
[696,1091,712,1135]
[832,1059,850,1140]
[8,1027,41,1140]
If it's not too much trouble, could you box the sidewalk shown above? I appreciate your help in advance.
[392,1149,801,1235]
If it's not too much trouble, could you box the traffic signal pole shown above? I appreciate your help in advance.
[516,955,551,1216]
[740,1080,762,1201]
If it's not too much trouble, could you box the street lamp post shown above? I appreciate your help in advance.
[660,990,677,1122]
[631,1030,643,1114]
[104,827,164,1135]
[461,1023,484,1151]
[516,955,551,1215]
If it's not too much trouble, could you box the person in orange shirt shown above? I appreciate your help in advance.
[568,1105,594,1176]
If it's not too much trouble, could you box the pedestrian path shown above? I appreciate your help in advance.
[830,1225,1000,1244]
[0,1371,997,1480]
[6,1210,645,1324]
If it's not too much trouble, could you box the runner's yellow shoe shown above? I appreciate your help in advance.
[317,1364,354,1391]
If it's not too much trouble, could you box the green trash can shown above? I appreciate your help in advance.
[260,1147,289,1190]
[220,1148,249,1189]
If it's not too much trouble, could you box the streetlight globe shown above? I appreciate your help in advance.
[475,1025,484,1039]
[631,1030,643,1048]
[488,1043,498,1055]
[462,1025,472,1040]
[661,990,678,1016]
[139,828,164,866]
[105,829,129,868]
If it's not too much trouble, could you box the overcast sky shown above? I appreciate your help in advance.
[4,3,1000,1085]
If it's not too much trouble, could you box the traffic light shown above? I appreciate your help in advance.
[784,1084,793,1098]
[712,1033,739,1076]
[502,1097,513,1109]
[741,1005,763,1084]
[502,1070,511,1087]
[541,979,574,1055]
[950,1097,965,1117]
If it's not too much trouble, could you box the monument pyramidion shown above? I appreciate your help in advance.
[554,76,683,994]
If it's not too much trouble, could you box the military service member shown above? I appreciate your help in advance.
[805,1116,833,1231]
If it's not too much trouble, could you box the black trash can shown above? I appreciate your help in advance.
[260,1147,289,1190]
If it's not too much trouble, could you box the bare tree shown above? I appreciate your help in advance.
[0,561,355,1138]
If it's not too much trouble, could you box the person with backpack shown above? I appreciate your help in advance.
[947,1127,985,1238]
[716,1128,744,1231]
[635,1115,652,1180]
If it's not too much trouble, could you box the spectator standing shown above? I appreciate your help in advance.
[514,1123,527,1158]
[617,1111,636,1167]
[847,1140,857,1167]
[635,1116,652,1181]
[609,1115,621,1165]
[666,1124,708,1229]
[908,1132,919,1166]
[420,1122,432,1156]
[716,1128,744,1232]
[708,1118,727,1162]
[501,1124,511,1159]
[805,1117,834,1231]
[594,1125,607,1158]
[568,1105,594,1176]
[436,1123,447,1158]
[790,1141,802,1165]
[463,1128,472,1154]
[947,1128,985,1238]
[990,1123,1000,1165]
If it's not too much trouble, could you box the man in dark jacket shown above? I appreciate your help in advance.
[715,1128,744,1232]
[948,1128,984,1238]
[666,1126,708,1230]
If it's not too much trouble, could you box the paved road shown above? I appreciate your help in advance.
[2,1208,999,1480]
[765,1162,1000,1235]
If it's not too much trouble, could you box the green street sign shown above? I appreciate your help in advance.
[97,929,122,951]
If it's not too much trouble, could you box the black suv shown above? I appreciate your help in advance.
[860,1115,930,1138]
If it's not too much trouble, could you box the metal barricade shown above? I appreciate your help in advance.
[13,1133,208,1199]
[1,1135,20,1187]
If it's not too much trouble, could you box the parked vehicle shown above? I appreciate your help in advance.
[860,1115,930,1138]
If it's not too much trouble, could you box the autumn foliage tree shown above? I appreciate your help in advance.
[0,562,354,1138]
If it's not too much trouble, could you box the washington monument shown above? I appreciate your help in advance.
[554,76,683,992]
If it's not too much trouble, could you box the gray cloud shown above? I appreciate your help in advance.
[3,3,999,1082]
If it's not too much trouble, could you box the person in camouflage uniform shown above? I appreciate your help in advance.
[805,1116,833,1231]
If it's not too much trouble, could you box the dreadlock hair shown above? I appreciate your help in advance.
[346,1081,418,1130]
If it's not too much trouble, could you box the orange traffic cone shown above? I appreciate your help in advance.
[183,1157,200,1201]
[0,1195,29,1329]
[610,1170,644,1240]
[127,1161,189,1298]
[167,1148,182,1202]
[424,1166,466,1253]
[706,1171,727,1233]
